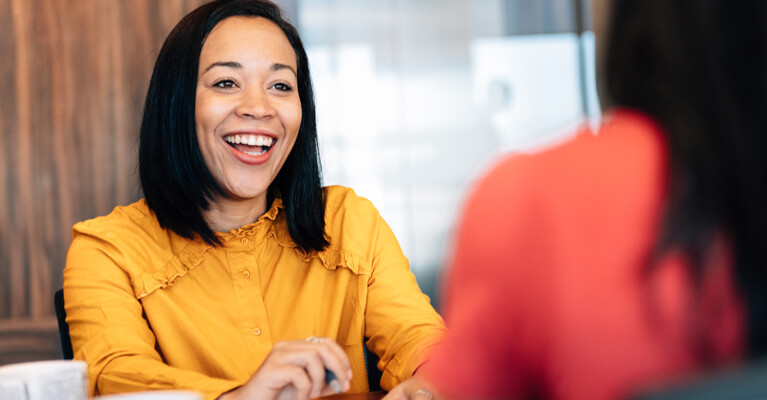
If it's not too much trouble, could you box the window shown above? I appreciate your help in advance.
[293,0,598,302]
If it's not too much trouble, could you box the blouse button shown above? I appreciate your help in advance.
[240,238,249,244]
[242,270,251,279]
[253,328,262,336]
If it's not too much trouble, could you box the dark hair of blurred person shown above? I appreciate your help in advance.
[422,1,767,399]
[139,0,328,251]
[604,0,767,358]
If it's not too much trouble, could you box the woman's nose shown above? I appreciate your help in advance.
[235,87,276,119]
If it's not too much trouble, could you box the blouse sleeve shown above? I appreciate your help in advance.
[63,228,242,400]
[348,196,447,390]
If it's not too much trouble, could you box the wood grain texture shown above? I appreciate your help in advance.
[319,392,386,400]
[0,0,207,366]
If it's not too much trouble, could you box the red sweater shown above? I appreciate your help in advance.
[424,110,745,400]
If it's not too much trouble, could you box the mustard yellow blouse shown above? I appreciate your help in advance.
[63,186,446,400]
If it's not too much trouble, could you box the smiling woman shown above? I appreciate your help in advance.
[62,1,445,400]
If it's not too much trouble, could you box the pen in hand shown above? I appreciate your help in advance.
[325,368,343,394]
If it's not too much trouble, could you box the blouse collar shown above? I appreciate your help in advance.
[214,197,284,242]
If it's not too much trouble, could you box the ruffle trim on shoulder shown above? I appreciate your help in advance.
[130,241,212,299]
[315,247,368,275]
[266,224,369,276]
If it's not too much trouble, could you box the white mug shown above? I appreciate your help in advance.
[96,391,204,400]
[0,360,88,400]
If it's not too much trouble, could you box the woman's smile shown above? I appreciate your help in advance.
[222,131,278,164]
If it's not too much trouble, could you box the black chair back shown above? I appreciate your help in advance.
[363,342,383,392]
[54,288,74,360]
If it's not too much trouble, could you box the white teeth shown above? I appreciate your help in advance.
[225,134,274,148]
[243,148,267,156]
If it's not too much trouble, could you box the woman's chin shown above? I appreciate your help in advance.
[215,187,270,205]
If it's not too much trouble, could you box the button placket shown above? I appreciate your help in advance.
[226,238,271,346]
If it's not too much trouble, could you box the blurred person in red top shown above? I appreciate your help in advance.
[419,1,767,399]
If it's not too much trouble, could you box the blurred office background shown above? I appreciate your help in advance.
[0,0,598,364]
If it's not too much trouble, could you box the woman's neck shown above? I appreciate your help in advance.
[203,196,268,233]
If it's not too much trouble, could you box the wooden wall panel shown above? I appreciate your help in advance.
[0,0,207,366]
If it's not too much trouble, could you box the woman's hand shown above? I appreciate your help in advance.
[382,372,438,400]
[219,337,352,400]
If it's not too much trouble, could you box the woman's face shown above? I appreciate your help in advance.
[195,16,301,206]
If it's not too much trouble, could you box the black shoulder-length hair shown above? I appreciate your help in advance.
[139,0,329,252]
[604,1,767,358]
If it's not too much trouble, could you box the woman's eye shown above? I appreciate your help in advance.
[214,79,236,89]
[273,83,292,92]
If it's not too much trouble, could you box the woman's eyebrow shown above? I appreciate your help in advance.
[271,63,297,77]
[202,61,296,77]
[203,61,242,73]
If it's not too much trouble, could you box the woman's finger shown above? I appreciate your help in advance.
[381,385,406,400]
[300,337,353,384]
[294,337,351,393]
[283,365,313,400]
[242,362,314,400]
[323,337,354,380]
[411,388,435,399]
[382,375,435,400]
[306,337,352,375]
[271,339,350,394]
[268,364,312,400]
[297,350,327,398]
